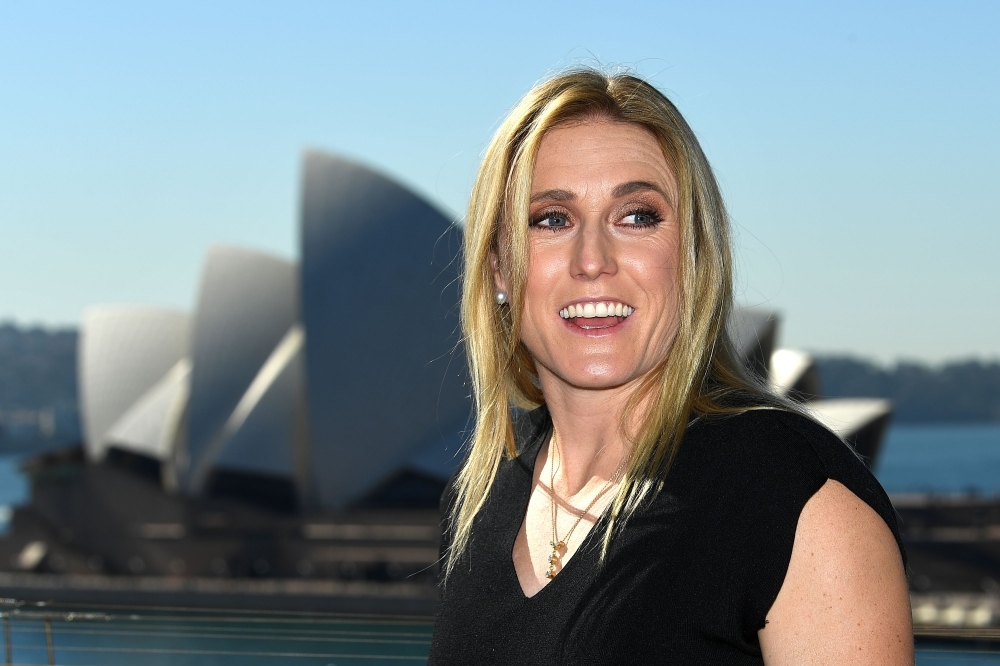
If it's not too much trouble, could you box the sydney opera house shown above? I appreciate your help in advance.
[0,151,892,610]
[77,152,470,513]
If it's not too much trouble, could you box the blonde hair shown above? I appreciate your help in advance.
[448,68,766,576]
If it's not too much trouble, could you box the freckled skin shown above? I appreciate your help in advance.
[759,480,914,665]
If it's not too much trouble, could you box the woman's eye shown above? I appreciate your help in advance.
[622,210,661,227]
[532,213,570,229]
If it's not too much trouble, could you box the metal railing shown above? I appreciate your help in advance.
[0,599,434,665]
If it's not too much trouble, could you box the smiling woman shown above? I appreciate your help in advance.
[429,69,912,665]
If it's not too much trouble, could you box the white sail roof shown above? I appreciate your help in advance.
[806,398,893,439]
[300,152,469,508]
[180,245,298,493]
[770,348,817,398]
[104,358,190,463]
[78,306,190,461]
[189,325,306,491]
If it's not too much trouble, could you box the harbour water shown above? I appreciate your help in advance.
[1,423,999,664]
[875,424,1000,495]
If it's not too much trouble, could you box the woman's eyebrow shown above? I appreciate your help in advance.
[611,180,668,199]
[529,188,575,203]
[529,181,668,204]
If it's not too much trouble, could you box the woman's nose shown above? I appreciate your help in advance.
[570,221,617,280]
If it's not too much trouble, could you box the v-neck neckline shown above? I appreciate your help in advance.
[506,415,607,601]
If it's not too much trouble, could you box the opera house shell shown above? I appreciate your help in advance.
[79,306,190,467]
[300,153,468,509]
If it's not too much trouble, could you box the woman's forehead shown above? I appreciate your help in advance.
[530,120,676,201]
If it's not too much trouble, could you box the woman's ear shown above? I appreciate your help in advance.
[490,252,508,294]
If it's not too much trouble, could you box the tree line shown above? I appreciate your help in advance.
[815,356,1000,424]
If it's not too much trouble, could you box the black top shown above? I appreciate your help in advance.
[428,406,904,665]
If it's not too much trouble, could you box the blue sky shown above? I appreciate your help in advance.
[1,1,997,363]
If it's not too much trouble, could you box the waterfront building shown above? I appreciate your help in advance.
[76,153,468,511]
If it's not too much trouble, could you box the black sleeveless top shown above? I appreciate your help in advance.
[428,406,905,665]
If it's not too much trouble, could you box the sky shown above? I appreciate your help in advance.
[1,1,997,364]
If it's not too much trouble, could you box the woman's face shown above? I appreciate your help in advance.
[508,119,682,392]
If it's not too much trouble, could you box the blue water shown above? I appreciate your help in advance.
[916,645,1000,665]
[2,424,999,663]
[0,454,28,536]
[0,456,28,506]
[875,424,1000,495]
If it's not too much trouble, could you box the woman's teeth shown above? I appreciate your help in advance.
[559,302,634,319]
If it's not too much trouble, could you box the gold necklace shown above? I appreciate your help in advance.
[546,432,628,580]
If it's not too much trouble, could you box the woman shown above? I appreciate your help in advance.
[429,68,912,665]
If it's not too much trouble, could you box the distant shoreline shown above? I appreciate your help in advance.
[815,356,1000,424]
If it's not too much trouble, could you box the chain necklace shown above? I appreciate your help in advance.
[545,431,629,580]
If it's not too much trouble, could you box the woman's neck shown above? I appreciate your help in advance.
[537,371,642,496]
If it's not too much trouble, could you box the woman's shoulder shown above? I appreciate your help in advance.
[686,406,865,476]
[682,406,903,557]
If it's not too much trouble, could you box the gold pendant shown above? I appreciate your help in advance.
[546,541,565,579]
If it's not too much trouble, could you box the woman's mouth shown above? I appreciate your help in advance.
[558,301,634,330]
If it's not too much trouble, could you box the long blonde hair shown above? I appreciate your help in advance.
[448,68,765,576]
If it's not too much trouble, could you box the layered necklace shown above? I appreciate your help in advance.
[545,431,629,580]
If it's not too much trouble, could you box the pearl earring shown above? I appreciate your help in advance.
[495,289,508,305]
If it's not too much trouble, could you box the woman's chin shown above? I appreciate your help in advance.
[551,365,643,392]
